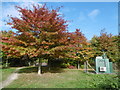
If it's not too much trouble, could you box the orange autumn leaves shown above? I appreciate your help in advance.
[1,4,92,62]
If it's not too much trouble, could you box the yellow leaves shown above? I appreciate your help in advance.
[41,41,54,45]
[50,46,65,52]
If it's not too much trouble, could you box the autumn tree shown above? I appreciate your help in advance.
[1,4,68,75]
[0,30,21,67]
[1,31,21,58]
[90,35,102,57]
[66,29,93,69]
[90,30,119,62]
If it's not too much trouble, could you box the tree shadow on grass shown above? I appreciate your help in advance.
[18,66,65,74]
[18,66,38,73]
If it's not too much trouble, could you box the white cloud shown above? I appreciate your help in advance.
[2,1,43,30]
[2,4,21,18]
[2,2,42,18]
[19,2,43,10]
[1,20,13,29]
[88,9,100,19]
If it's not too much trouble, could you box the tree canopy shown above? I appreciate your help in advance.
[1,4,119,73]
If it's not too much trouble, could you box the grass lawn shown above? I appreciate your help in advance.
[0,67,16,82]
[4,66,119,89]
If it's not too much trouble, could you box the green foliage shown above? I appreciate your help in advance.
[60,63,70,68]
[60,58,78,68]
[67,59,77,67]
[94,75,119,89]
[80,65,84,69]
[2,62,10,68]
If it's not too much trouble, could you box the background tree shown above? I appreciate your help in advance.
[0,30,22,67]
[66,29,93,69]
[90,30,119,62]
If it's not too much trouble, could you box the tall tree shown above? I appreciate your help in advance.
[1,4,68,75]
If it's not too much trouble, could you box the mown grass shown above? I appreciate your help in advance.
[0,68,16,82]
[4,66,119,89]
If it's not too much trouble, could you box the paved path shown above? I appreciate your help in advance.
[0,67,24,89]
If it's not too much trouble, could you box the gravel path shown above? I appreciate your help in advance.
[0,67,25,89]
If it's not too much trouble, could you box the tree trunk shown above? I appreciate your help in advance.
[6,59,8,67]
[77,60,80,69]
[84,62,86,72]
[27,55,31,66]
[48,59,51,71]
[28,62,31,66]
[84,61,88,73]
[86,61,88,73]
[38,58,42,75]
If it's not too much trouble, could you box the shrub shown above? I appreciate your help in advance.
[80,65,84,69]
[68,65,76,69]
[61,63,70,68]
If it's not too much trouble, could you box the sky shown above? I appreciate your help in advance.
[1,1,118,40]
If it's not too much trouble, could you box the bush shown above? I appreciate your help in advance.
[68,60,77,67]
[80,65,84,69]
[98,76,119,89]
[60,63,70,68]
[68,65,76,69]
[2,63,10,68]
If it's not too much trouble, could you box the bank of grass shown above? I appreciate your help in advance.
[4,66,119,89]
[0,67,16,82]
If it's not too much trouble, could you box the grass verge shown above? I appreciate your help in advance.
[4,66,119,89]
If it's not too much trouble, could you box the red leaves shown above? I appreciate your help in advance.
[29,43,34,46]
[2,4,88,60]
[1,37,9,40]
[67,29,87,47]
[65,29,93,61]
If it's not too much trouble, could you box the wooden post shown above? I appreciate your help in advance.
[87,62,97,73]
